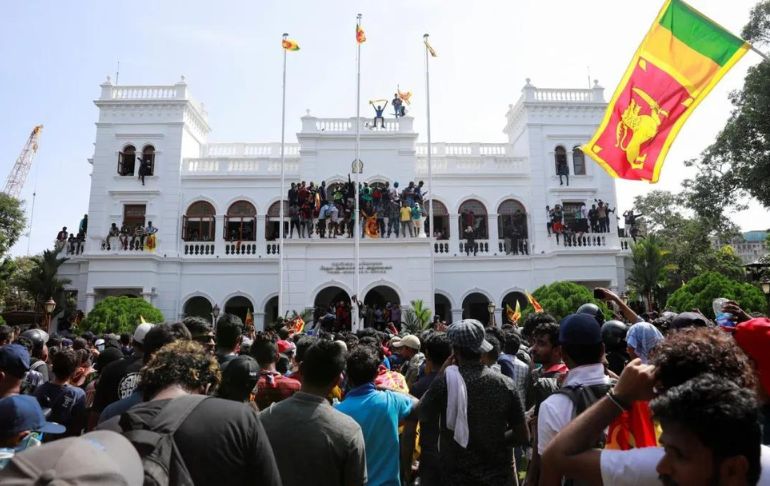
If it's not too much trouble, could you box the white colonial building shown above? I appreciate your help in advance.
[59,77,632,329]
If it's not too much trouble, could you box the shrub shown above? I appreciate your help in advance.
[665,271,766,318]
[80,296,164,335]
[524,281,609,322]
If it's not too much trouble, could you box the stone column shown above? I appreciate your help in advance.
[488,213,500,254]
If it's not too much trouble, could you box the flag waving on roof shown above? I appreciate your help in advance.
[282,38,300,51]
[356,24,366,44]
[583,0,749,183]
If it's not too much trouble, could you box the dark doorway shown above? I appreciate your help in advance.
[462,292,491,325]
[224,296,253,324]
[183,296,213,321]
[434,293,452,324]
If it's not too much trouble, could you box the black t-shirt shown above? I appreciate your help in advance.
[92,354,142,412]
[99,396,281,486]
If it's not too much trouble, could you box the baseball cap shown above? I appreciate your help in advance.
[392,335,421,351]
[219,355,259,400]
[0,344,31,378]
[559,313,602,346]
[277,340,295,355]
[447,319,493,353]
[132,322,154,345]
[669,312,711,331]
[734,317,770,396]
[2,430,143,486]
[0,395,66,438]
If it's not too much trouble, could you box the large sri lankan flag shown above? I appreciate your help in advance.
[584,0,748,182]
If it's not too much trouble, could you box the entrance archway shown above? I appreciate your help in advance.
[183,296,213,320]
[434,293,452,324]
[501,291,528,325]
[364,285,400,309]
[314,286,351,330]
[264,296,279,329]
[224,295,253,324]
[462,292,491,325]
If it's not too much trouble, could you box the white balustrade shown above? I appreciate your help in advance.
[203,143,300,157]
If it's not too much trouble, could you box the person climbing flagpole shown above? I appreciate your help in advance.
[424,33,437,316]
[353,14,365,331]
[279,34,299,320]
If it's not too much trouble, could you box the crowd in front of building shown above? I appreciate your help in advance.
[1,284,768,485]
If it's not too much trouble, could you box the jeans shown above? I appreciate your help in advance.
[400,221,413,237]
[387,218,399,237]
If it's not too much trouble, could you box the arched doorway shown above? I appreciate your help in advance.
[264,296,279,329]
[265,200,289,241]
[462,292,491,325]
[458,199,488,240]
[434,293,452,324]
[314,286,351,330]
[183,296,213,320]
[183,201,216,241]
[424,200,449,240]
[498,199,528,254]
[501,291,528,325]
[363,285,401,329]
[224,296,253,324]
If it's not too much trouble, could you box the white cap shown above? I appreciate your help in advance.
[392,334,421,351]
[132,323,154,345]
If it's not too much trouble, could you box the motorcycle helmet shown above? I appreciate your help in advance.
[576,303,605,325]
[601,320,628,350]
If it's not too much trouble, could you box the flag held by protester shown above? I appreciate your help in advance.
[282,39,300,51]
[506,301,521,324]
[526,292,544,313]
[583,0,748,183]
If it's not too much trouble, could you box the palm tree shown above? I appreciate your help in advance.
[628,235,672,312]
[15,248,71,323]
[402,299,433,334]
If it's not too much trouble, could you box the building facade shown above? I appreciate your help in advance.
[59,77,631,329]
[714,230,769,264]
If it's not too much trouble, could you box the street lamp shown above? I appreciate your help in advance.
[761,278,770,314]
[487,301,496,328]
[211,304,221,327]
[43,297,56,334]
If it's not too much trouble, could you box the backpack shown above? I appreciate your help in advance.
[554,382,616,486]
[119,394,209,486]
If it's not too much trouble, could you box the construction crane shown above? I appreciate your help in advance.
[3,125,43,199]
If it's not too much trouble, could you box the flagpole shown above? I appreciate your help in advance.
[424,33,436,320]
[354,14,362,331]
[750,44,770,62]
[279,33,288,321]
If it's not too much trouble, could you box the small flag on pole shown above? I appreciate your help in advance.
[424,38,437,57]
[526,292,544,313]
[356,24,366,44]
[506,301,521,324]
[398,90,413,105]
[282,38,300,51]
[583,0,748,183]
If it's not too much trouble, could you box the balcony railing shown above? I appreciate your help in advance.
[182,158,300,176]
[202,143,300,157]
[416,142,508,156]
[416,156,527,175]
[301,116,414,133]
[184,242,215,256]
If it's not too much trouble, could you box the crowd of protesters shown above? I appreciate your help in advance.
[280,178,432,240]
[1,285,769,485]
[547,199,618,246]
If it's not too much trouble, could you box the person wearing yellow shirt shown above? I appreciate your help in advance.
[400,203,414,238]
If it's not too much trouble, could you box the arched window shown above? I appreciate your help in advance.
[573,146,586,175]
[225,201,257,241]
[555,145,568,175]
[141,145,155,176]
[458,199,488,239]
[424,200,450,239]
[183,201,216,241]
[118,145,136,176]
[265,200,289,241]
[498,199,528,249]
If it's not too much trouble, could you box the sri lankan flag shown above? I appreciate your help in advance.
[526,292,544,313]
[356,24,366,44]
[584,0,748,183]
[282,38,300,51]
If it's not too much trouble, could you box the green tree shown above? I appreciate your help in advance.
[524,281,609,322]
[80,296,164,335]
[0,193,26,258]
[2,256,36,311]
[15,249,71,317]
[685,2,770,212]
[665,271,766,318]
[402,299,432,334]
[628,235,674,312]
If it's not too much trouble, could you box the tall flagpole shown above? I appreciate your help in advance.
[279,33,289,320]
[424,34,436,318]
[354,14,362,331]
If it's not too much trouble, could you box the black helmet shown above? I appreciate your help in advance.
[601,320,628,349]
[576,303,605,325]
[20,329,49,351]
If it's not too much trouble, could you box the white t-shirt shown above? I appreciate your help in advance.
[600,445,770,485]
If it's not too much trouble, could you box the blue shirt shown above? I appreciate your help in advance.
[335,383,413,486]
[34,382,86,436]
[99,389,143,424]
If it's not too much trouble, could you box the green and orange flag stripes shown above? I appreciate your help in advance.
[584,0,749,183]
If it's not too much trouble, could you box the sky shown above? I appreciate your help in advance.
[1,0,768,256]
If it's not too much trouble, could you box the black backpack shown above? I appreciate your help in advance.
[119,394,209,486]
[554,382,616,486]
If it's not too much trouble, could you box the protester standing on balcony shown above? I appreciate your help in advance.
[464,225,477,256]
[106,223,119,251]
[412,203,423,237]
[400,202,413,238]
[392,93,403,118]
[371,101,388,128]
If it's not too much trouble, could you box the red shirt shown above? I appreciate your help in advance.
[255,371,301,410]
